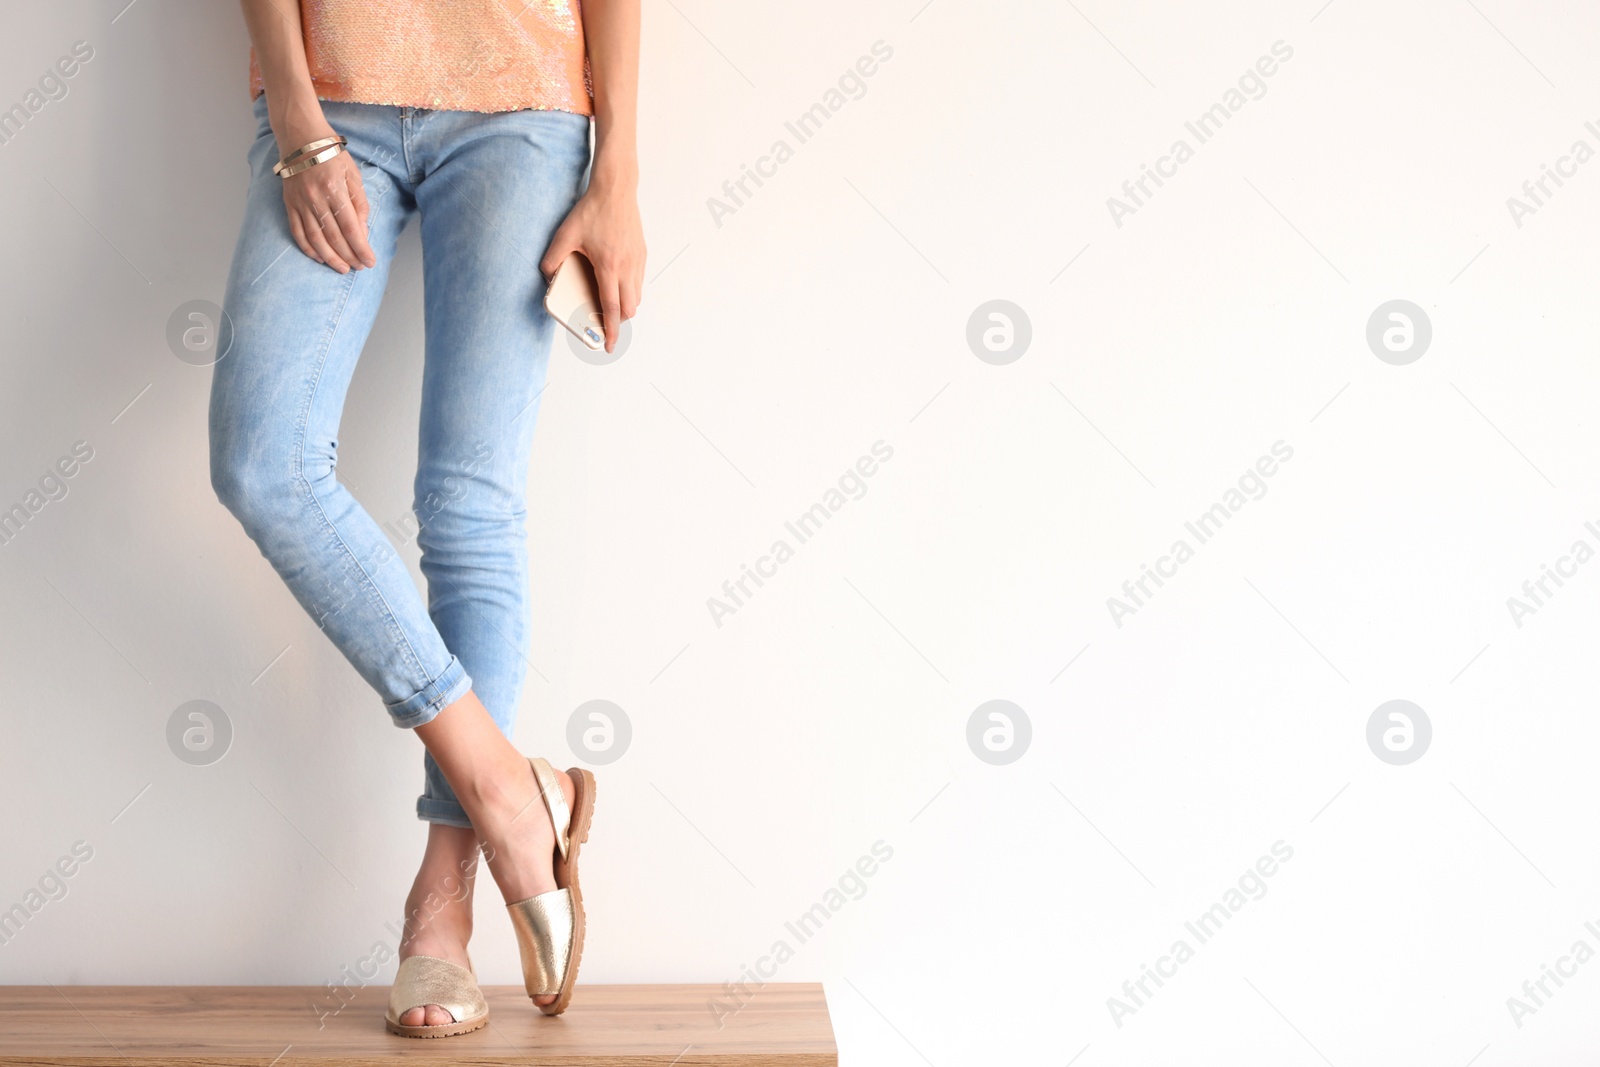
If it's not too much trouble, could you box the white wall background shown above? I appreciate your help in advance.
[4,0,1600,1063]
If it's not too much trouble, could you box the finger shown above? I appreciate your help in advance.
[302,204,350,273]
[314,196,362,272]
[595,266,622,352]
[340,169,376,267]
[539,227,580,280]
[348,162,371,224]
[332,193,375,270]
[619,272,640,322]
[286,207,321,264]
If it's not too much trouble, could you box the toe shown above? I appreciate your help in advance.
[398,1003,458,1028]
[533,993,556,1007]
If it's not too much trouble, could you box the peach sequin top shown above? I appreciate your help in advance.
[249,0,591,116]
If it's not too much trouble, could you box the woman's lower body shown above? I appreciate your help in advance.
[210,94,592,1026]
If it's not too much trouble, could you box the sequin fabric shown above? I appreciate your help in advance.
[249,0,591,115]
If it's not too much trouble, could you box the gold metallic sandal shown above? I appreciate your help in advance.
[506,757,596,1016]
[383,954,489,1038]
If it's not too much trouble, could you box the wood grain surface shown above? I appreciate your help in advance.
[0,983,837,1066]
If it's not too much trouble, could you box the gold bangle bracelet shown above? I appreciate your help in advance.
[272,135,347,176]
[277,142,346,179]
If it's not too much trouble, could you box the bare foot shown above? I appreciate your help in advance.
[411,696,579,1010]
[395,824,479,1027]
[474,758,577,1007]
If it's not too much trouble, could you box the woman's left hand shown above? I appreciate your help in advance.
[541,181,646,354]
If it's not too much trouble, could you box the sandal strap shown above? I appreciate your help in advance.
[506,888,574,996]
[385,955,487,1026]
[529,757,571,862]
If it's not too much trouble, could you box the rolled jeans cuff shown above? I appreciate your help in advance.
[416,795,474,828]
[386,656,472,730]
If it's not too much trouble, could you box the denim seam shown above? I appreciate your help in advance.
[401,108,422,186]
[290,196,434,707]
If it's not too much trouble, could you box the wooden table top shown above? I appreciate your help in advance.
[0,983,837,1066]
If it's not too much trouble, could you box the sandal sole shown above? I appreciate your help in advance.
[384,1013,489,1039]
[539,766,595,1017]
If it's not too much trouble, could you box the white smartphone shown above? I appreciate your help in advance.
[543,252,606,351]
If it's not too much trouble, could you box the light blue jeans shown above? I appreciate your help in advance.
[210,94,590,827]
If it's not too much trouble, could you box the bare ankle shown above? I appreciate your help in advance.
[453,755,537,825]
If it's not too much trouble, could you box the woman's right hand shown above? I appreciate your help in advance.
[277,128,377,273]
